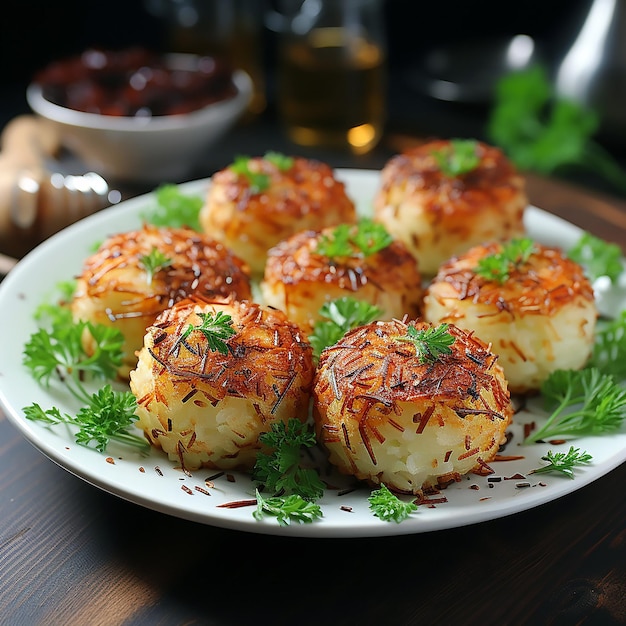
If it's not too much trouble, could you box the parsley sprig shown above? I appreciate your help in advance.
[475,238,536,283]
[368,483,418,523]
[253,419,325,500]
[431,139,481,177]
[180,311,236,355]
[24,386,144,453]
[252,419,325,525]
[395,323,455,364]
[264,151,294,171]
[530,446,593,479]
[22,318,149,453]
[488,65,626,195]
[230,151,294,194]
[254,489,323,526]
[139,248,173,284]
[24,321,124,403]
[524,367,626,444]
[230,155,270,193]
[316,219,393,259]
[568,231,624,284]
[141,184,203,231]
[309,297,382,360]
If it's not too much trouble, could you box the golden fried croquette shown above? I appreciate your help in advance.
[423,239,597,394]
[373,139,527,275]
[71,224,251,378]
[260,222,423,335]
[130,295,315,472]
[313,319,512,495]
[200,154,357,275]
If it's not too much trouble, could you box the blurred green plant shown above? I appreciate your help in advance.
[488,65,626,195]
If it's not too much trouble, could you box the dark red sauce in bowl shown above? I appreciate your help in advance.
[33,47,238,118]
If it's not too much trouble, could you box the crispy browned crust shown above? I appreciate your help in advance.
[266,227,421,292]
[426,241,595,317]
[208,156,355,223]
[75,224,252,321]
[200,156,357,273]
[262,225,423,333]
[136,295,314,408]
[373,139,527,275]
[314,319,510,417]
[313,319,512,491]
[375,139,526,219]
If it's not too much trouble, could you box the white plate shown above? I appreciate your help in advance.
[1,169,625,538]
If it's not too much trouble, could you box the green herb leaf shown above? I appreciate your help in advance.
[488,65,626,195]
[264,151,294,171]
[316,223,352,258]
[368,483,418,523]
[138,247,173,284]
[253,489,323,526]
[32,281,76,330]
[23,321,125,404]
[141,184,203,231]
[568,232,624,284]
[316,219,393,259]
[431,139,480,177]
[475,238,536,283]
[309,297,382,360]
[395,323,455,364]
[228,152,293,194]
[530,446,592,479]
[23,386,149,453]
[33,300,73,330]
[230,155,270,193]
[253,418,325,500]
[350,218,395,255]
[180,310,236,355]
[524,367,626,444]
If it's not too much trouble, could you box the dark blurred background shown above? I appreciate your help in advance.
[1,0,624,195]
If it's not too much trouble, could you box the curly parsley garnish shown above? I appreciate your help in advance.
[253,418,325,500]
[368,483,418,523]
[24,387,144,453]
[141,184,203,231]
[180,311,236,355]
[264,151,294,171]
[316,219,393,259]
[22,318,149,453]
[530,446,593,479]
[432,139,481,177]
[475,237,536,283]
[524,367,626,444]
[395,323,455,364]
[24,321,123,400]
[253,489,323,526]
[568,232,624,284]
[309,297,382,360]
[230,155,270,193]
[230,151,294,194]
[488,65,626,195]
[252,419,325,525]
[139,248,172,284]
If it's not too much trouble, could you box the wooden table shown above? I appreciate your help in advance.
[1,148,626,626]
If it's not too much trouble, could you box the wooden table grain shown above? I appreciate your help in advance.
[1,147,626,626]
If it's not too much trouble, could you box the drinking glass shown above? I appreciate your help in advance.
[268,0,387,154]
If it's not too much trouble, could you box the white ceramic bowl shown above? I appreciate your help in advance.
[26,55,253,184]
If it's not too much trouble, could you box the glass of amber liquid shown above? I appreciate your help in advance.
[273,0,387,155]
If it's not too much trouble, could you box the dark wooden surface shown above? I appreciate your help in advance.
[2,117,626,626]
